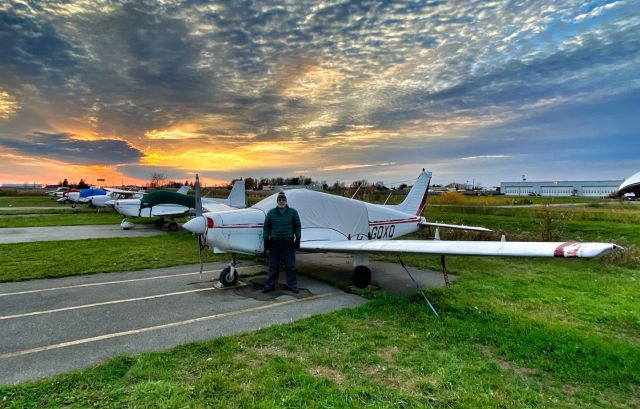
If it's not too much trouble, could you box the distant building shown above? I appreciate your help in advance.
[262,184,322,191]
[1,183,44,190]
[500,180,623,197]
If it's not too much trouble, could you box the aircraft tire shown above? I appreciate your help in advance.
[71,202,77,208]
[168,221,179,231]
[219,267,238,287]
[352,265,371,288]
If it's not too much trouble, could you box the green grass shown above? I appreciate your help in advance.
[0,195,56,207]
[0,196,638,407]
[1,280,638,408]
[0,232,234,282]
[0,212,129,228]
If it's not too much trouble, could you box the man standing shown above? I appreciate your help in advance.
[262,191,301,293]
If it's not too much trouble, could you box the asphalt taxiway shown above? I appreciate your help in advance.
[0,224,165,244]
[0,254,450,385]
[0,262,366,385]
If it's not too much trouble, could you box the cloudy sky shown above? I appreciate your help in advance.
[0,0,638,188]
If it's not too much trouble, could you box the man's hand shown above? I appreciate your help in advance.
[263,238,270,255]
[293,236,301,249]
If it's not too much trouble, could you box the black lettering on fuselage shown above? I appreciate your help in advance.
[369,225,395,240]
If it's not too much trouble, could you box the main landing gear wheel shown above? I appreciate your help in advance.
[71,202,77,208]
[168,221,179,231]
[155,218,165,227]
[352,265,371,288]
[219,266,238,287]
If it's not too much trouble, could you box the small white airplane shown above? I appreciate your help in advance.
[183,169,622,288]
[64,187,106,208]
[92,187,146,210]
[114,181,246,231]
[47,186,70,198]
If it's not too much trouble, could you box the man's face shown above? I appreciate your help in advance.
[277,197,287,208]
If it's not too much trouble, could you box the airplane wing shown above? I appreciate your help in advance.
[105,187,143,194]
[151,209,191,217]
[300,240,622,258]
[202,203,237,213]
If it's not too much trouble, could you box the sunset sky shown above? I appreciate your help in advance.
[1,0,638,188]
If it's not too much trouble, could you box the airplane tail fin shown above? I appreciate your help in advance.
[177,185,191,195]
[391,169,432,216]
[227,179,247,208]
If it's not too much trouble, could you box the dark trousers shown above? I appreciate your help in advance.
[265,240,297,290]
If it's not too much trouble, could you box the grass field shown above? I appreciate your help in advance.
[0,196,638,408]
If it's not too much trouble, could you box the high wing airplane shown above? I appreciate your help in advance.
[62,187,108,208]
[92,187,146,210]
[183,169,622,288]
[55,189,79,204]
[114,181,246,231]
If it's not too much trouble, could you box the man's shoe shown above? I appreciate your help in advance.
[288,287,299,294]
[262,287,274,294]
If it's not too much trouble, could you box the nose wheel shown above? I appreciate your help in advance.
[219,256,239,287]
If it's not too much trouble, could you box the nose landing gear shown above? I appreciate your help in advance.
[219,255,239,287]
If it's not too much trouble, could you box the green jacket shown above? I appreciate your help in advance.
[263,205,301,241]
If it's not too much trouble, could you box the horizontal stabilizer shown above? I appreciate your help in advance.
[420,221,492,232]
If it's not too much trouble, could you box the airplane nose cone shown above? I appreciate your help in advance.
[183,216,206,234]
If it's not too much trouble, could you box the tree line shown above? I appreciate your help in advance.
[55,173,406,192]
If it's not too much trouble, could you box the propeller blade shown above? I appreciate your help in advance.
[198,235,203,281]
[195,173,203,217]
[194,173,204,280]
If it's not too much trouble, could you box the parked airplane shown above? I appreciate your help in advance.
[91,187,146,210]
[55,189,79,204]
[63,187,108,208]
[183,169,622,288]
[47,186,69,198]
[114,181,246,231]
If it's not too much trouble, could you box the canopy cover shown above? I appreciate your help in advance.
[79,188,107,198]
[141,190,195,209]
[253,189,370,239]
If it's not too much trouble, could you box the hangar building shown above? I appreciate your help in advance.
[618,171,640,196]
[500,179,623,197]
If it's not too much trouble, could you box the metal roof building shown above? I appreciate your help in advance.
[500,179,623,197]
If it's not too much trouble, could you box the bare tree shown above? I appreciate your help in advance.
[150,172,167,188]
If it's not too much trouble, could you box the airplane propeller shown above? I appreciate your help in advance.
[194,174,206,280]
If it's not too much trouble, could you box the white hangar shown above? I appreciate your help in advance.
[500,179,623,197]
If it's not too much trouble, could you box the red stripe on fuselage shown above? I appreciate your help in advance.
[368,217,420,226]
[218,224,264,229]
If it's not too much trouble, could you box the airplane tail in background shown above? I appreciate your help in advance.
[227,180,247,208]
[177,186,191,195]
[391,169,432,216]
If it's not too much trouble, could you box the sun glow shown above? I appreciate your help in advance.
[0,90,20,119]
[0,150,144,186]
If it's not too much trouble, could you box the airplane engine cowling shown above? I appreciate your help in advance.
[209,209,265,255]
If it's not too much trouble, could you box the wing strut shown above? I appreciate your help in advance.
[396,256,440,318]
[440,255,451,287]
